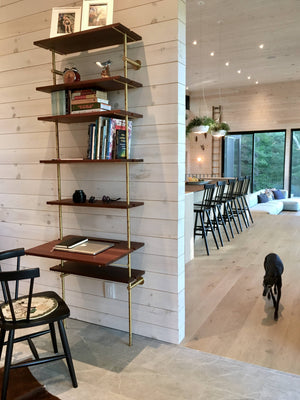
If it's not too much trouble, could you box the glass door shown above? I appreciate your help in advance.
[290,130,300,196]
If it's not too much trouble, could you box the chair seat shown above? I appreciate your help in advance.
[0,291,70,330]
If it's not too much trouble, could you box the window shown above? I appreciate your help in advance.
[224,130,286,192]
[290,130,300,196]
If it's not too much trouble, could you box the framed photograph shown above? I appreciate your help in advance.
[81,1,114,31]
[50,7,82,37]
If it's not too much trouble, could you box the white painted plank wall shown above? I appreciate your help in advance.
[188,81,300,185]
[0,0,186,343]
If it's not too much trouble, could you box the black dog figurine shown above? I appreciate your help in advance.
[263,253,284,321]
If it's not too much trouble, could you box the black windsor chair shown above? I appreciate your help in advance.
[194,184,220,255]
[0,248,77,400]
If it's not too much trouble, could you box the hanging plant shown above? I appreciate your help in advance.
[209,121,230,137]
[186,116,214,135]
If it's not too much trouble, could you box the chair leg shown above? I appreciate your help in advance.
[232,199,243,231]
[57,320,78,388]
[228,201,240,234]
[216,204,230,242]
[212,207,224,246]
[199,211,210,255]
[0,329,6,360]
[2,330,14,400]
[223,203,235,238]
[205,209,219,250]
[50,322,58,353]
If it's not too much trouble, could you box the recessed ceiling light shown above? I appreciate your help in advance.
[259,44,264,49]
[225,62,229,66]
[210,51,215,56]
[247,76,251,79]
[237,70,241,74]
[193,40,197,45]
[255,81,259,84]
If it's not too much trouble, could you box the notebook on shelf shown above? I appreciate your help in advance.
[54,236,88,250]
[60,240,114,255]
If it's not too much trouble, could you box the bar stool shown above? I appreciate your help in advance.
[232,177,250,228]
[221,179,240,235]
[194,184,220,256]
[241,176,254,224]
[211,181,232,241]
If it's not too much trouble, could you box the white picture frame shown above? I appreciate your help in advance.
[50,7,82,37]
[81,0,114,31]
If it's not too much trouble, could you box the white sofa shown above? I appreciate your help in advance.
[246,189,300,214]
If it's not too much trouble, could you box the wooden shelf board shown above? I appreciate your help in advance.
[34,23,142,55]
[25,236,144,267]
[46,199,144,209]
[50,261,145,284]
[40,158,143,164]
[38,110,142,123]
[36,76,142,93]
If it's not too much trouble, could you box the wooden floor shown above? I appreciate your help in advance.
[183,211,300,376]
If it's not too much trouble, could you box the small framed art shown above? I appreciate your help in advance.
[50,7,82,37]
[81,0,114,31]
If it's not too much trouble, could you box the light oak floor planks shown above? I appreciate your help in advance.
[183,212,300,376]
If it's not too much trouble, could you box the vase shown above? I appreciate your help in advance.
[191,125,209,134]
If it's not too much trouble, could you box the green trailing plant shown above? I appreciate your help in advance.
[209,121,230,133]
[186,116,214,135]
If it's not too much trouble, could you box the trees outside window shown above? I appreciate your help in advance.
[224,130,285,192]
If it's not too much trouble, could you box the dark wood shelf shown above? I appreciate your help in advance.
[40,158,143,164]
[36,76,142,94]
[50,261,145,284]
[34,23,142,55]
[38,109,142,123]
[25,236,144,267]
[46,199,144,209]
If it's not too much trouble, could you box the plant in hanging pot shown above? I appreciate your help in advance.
[209,121,230,137]
[186,116,214,136]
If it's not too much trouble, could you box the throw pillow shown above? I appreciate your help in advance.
[272,189,285,200]
[265,189,275,200]
[258,193,269,203]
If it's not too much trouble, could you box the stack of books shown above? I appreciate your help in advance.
[54,236,88,250]
[70,89,111,114]
[87,117,132,160]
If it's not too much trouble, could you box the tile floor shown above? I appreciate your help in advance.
[9,318,300,400]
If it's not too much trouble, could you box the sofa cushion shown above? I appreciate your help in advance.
[272,189,285,200]
[282,198,300,211]
[258,193,269,203]
[251,200,284,215]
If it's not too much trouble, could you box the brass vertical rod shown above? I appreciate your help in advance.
[124,33,133,345]
[52,51,64,302]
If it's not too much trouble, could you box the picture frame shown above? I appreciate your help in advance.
[50,7,82,38]
[81,0,114,31]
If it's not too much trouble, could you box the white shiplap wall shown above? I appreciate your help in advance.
[188,81,300,185]
[0,0,186,344]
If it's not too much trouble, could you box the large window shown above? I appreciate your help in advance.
[290,130,300,196]
[224,130,286,192]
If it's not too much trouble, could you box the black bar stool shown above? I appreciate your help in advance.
[221,179,240,235]
[194,184,219,255]
[211,181,231,242]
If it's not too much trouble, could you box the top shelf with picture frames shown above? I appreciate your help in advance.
[35,23,142,55]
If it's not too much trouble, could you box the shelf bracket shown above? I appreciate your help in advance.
[128,277,144,290]
[51,68,63,76]
[122,56,141,70]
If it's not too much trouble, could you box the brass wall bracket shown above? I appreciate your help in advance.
[122,56,142,70]
[51,68,63,76]
[128,277,144,290]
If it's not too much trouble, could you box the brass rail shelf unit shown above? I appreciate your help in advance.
[29,23,145,346]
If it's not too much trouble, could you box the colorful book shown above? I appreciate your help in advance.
[71,89,107,99]
[71,102,111,113]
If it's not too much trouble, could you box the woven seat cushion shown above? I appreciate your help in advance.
[1,296,58,321]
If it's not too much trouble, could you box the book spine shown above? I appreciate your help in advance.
[71,89,107,99]
[71,102,111,112]
[71,97,109,104]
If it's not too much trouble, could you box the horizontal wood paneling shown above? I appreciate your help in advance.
[0,0,185,344]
